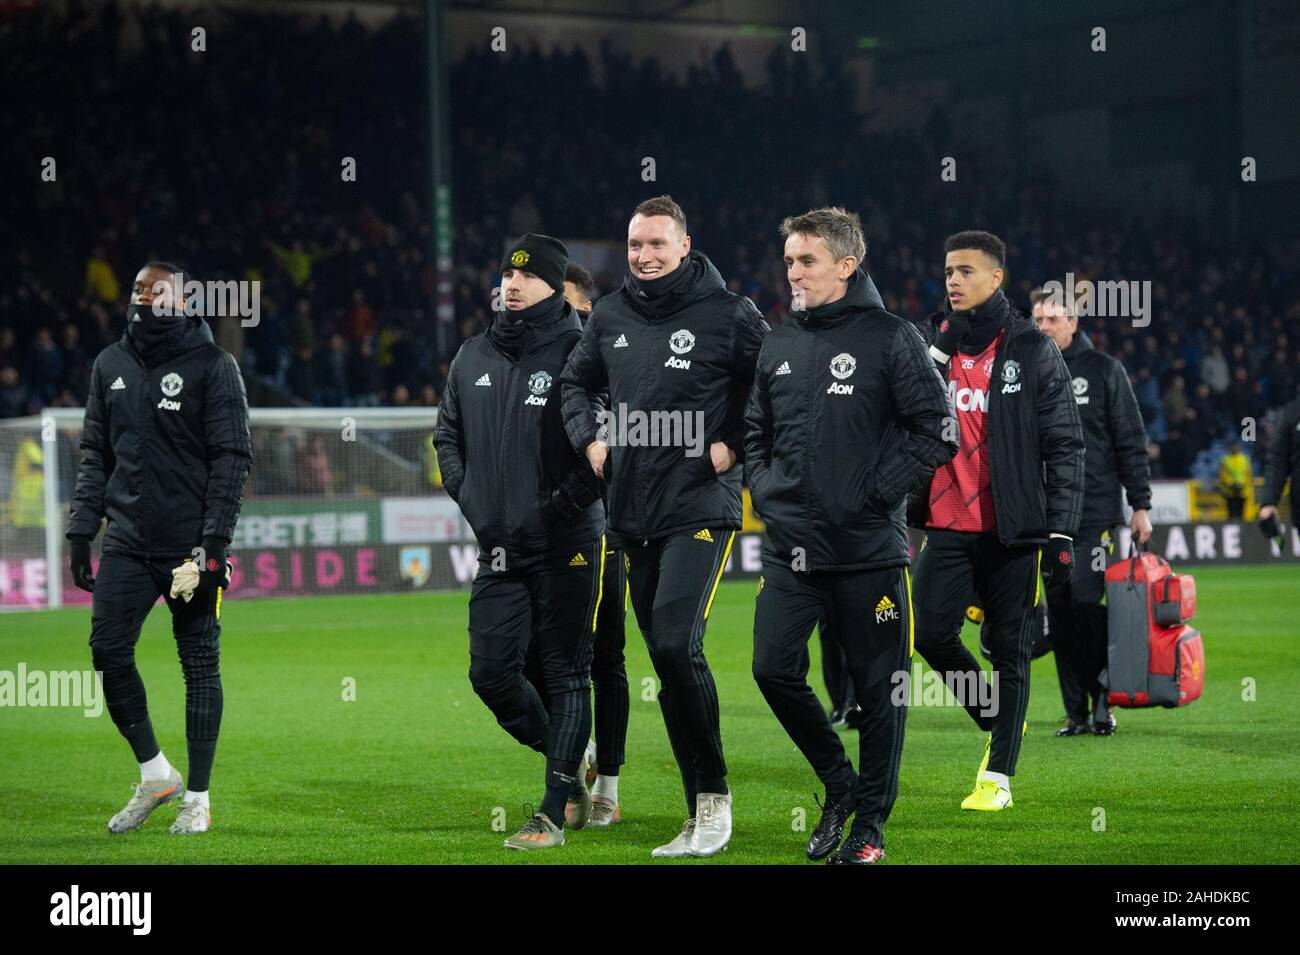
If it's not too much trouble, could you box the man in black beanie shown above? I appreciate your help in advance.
[908,231,1084,811]
[436,233,607,850]
[67,261,251,835]
[560,196,768,858]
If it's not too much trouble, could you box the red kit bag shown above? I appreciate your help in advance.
[1102,547,1204,708]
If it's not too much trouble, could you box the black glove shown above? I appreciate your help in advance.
[69,538,95,592]
[1259,512,1282,543]
[1042,535,1074,589]
[198,536,233,593]
[932,310,971,358]
[542,466,604,523]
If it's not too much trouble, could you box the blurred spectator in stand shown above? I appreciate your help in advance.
[0,366,30,418]
[1201,342,1230,395]
[287,346,317,404]
[296,434,333,495]
[25,328,64,405]
[60,323,90,403]
[1133,367,1161,427]
[1162,375,1188,430]
[1266,347,1297,409]
[84,245,120,304]
[1162,428,1193,478]
[348,338,381,405]
[317,333,350,406]
[1218,441,1253,519]
[0,327,17,369]
[346,289,377,344]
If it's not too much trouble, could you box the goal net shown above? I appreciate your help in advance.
[0,407,480,611]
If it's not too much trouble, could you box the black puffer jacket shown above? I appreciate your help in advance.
[559,251,768,544]
[435,293,605,564]
[66,316,252,558]
[1060,331,1151,528]
[745,270,957,571]
[909,292,1085,545]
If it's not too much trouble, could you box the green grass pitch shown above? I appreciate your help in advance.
[2,565,1297,864]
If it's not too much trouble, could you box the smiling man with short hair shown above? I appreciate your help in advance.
[746,207,956,863]
[559,196,768,858]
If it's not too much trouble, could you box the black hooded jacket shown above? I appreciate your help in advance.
[1262,393,1300,512]
[66,315,252,558]
[745,270,958,571]
[435,293,605,564]
[909,291,1085,545]
[559,251,768,544]
[1060,331,1152,528]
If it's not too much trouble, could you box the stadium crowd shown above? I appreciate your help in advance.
[3,0,1298,483]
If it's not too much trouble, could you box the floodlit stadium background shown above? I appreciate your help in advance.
[0,0,1298,866]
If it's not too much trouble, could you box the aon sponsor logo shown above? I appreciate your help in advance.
[664,356,692,370]
[157,398,182,411]
[524,394,548,406]
[826,382,854,395]
[948,381,988,412]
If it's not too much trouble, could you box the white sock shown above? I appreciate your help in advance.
[139,752,172,782]
[592,774,619,803]
[183,789,210,808]
[978,770,1010,791]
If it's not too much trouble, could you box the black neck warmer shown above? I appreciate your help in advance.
[126,304,192,368]
[957,289,1012,355]
[793,268,884,326]
[626,254,699,316]
[491,289,564,360]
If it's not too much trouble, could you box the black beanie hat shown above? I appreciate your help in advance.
[501,234,568,294]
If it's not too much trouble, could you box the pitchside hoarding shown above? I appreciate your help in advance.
[1,495,1292,609]
[0,497,466,609]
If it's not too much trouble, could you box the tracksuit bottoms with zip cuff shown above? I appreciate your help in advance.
[90,552,225,792]
[1047,524,1113,725]
[912,529,1040,776]
[524,540,629,774]
[622,526,735,814]
[752,558,913,849]
[468,536,606,773]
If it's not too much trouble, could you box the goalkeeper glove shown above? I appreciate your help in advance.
[197,536,233,593]
[170,561,201,603]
